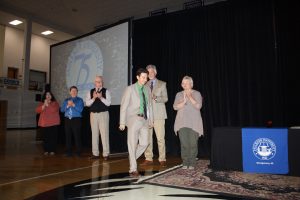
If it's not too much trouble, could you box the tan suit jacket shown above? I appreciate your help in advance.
[120,83,153,127]
[146,79,168,120]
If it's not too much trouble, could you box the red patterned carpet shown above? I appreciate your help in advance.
[144,160,300,200]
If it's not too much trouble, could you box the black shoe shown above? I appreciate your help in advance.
[90,155,100,160]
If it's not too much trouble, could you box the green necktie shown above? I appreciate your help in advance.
[142,91,147,120]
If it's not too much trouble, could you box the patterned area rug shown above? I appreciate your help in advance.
[144,160,300,200]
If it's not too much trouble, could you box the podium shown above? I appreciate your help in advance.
[242,128,288,174]
[211,127,300,176]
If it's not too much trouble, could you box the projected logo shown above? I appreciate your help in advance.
[67,40,103,96]
[252,138,276,160]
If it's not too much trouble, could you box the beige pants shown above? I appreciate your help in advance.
[127,117,149,173]
[144,119,166,162]
[90,111,110,157]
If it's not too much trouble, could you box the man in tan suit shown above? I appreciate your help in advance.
[119,68,153,176]
[141,64,168,167]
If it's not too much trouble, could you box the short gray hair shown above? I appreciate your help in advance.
[146,64,157,74]
[182,76,193,87]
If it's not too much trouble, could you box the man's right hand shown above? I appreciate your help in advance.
[119,124,125,131]
[67,100,73,107]
[96,91,102,99]
[93,91,98,99]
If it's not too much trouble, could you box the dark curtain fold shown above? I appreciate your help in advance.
[132,0,297,156]
[274,0,300,126]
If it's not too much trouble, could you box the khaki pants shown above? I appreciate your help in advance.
[127,117,149,173]
[90,111,110,157]
[144,119,166,161]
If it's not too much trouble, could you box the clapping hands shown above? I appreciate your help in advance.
[67,100,74,107]
[119,124,125,131]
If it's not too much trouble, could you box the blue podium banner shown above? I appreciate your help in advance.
[242,128,289,174]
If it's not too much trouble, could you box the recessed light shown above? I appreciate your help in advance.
[9,20,23,26]
[41,30,53,35]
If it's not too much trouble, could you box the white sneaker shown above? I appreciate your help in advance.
[50,152,55,156]
[44,152,49,155]
[188,166,195,170]
[182,166,188,169]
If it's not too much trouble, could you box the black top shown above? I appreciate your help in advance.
[89,88,109,113]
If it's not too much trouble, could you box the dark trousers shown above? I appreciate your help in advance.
[64,117,82,155]
[42,125,58,152]
[178,127,199,167]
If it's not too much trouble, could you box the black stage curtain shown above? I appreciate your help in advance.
[273,0,300,126]
[132,0,299,156]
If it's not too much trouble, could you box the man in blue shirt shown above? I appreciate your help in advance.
[61,86,84,157]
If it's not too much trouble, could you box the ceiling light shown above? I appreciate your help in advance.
[9,20,23,26]
[41,30,53,35]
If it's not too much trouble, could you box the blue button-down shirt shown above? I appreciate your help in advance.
[60,96,84,119]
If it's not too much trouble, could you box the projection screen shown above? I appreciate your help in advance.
[50,20,130,105]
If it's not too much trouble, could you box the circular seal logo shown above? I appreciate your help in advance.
[66,40,103,97]
[252,138,276,160]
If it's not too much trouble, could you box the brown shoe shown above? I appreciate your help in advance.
[89,155,100,160]
[129,171,140,177]
[103,156,109,161]
[140,160,153,166]
[159,161,167,167]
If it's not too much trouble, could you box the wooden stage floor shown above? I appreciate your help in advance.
[4,129,289,200]
[0,129,186,200]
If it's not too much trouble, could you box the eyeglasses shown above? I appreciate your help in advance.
[95,81,101,83]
